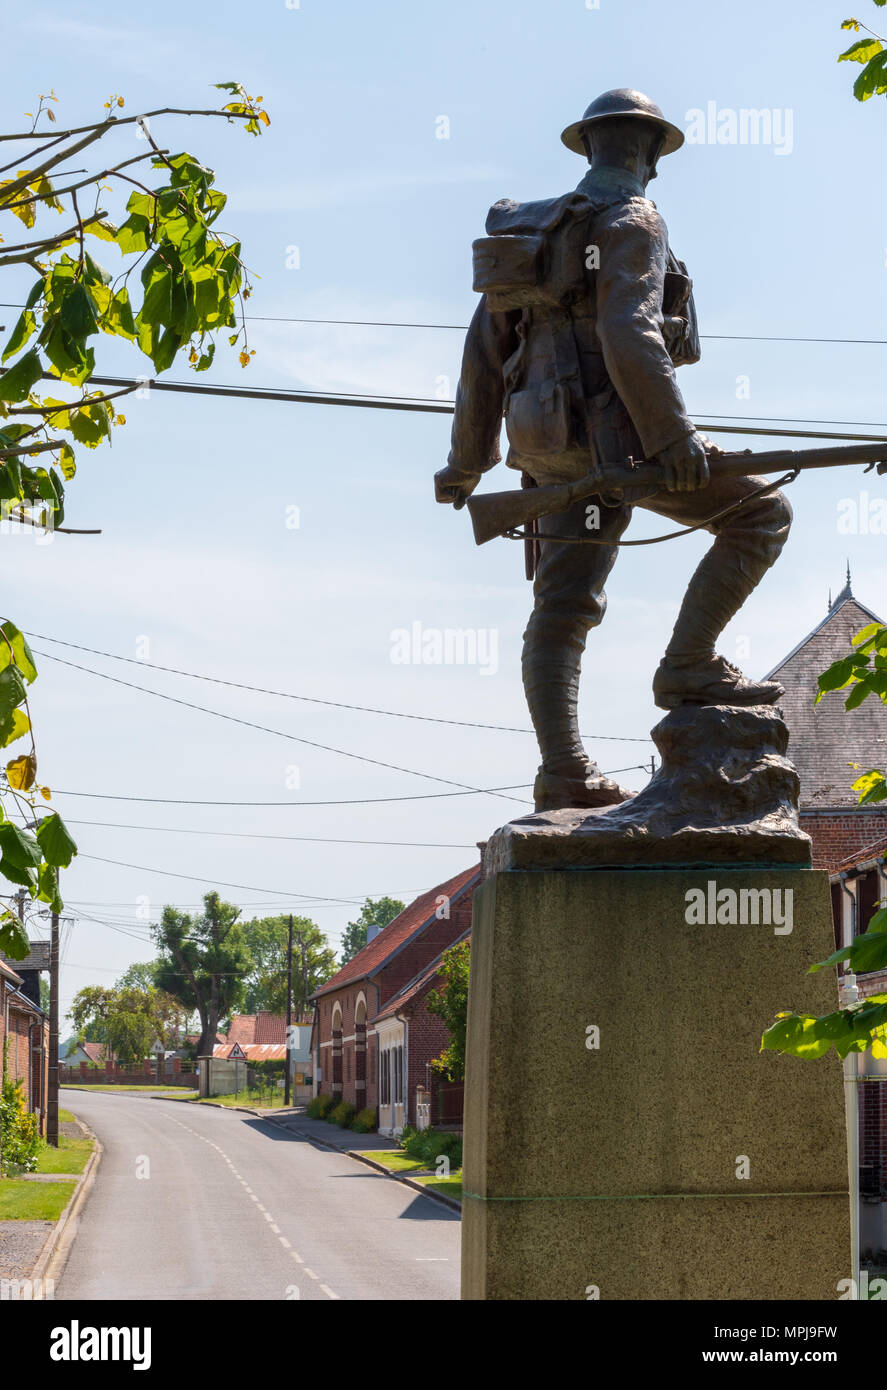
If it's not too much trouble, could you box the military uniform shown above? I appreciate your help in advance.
[441,94,791,811]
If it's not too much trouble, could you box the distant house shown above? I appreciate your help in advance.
[59,1040,113,1066]
[0,958,48,1134]
[373,927,470,1135]
[198,1012,313,1099]
[309,864,479,1133]
[226,1012,287,1046]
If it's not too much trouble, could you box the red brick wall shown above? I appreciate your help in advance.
[1,989,49,1133]
[313,881,476,1118]
[803,809,887,871]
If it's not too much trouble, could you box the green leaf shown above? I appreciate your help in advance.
[0,822,42,870]
[0,622,38,682]
[0,707,30,749]
[852,768,887,805]
[854,50,887,100]
[815,654,862,701]
[851,622,885,649]
[87,219,119,243]
[103,287,136,342]
[838,37,883,63]
[36,811,77,868]
[36,861,63,914]
[58,442,76,481]
[2,311,36,364]
[69,401,110,448]
[115,212,151,255]
[760,1013,833,1059]
[139,266,173,328]
[0,910,29,959]
[0,665,27,723]
[60,283,99,340]
[0,349,43,402]
[0,857,36,890]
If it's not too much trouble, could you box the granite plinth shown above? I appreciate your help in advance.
[462,868,851,1300]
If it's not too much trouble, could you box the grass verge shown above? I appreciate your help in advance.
[192,1091,291,1109]
[355,1149,462,1202]
[62,1084,193,1093]
[35,1134,94,1176]
[0,1179,77,1221]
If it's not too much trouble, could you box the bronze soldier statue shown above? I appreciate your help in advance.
[434,89,792,813]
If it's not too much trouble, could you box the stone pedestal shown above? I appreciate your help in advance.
[462,867,851,1300]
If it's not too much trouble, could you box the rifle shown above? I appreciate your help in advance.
[465,442,887,547]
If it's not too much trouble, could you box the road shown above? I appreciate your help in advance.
[57,1090,460,1301]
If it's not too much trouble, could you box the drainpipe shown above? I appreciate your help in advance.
[397,1014,409,1130]
[838,872,859,1296]
[838,970,860,1298]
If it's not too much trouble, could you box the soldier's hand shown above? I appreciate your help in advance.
[434,465,480,509]
[657,432,710,492]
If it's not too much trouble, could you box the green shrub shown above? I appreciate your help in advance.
[306,1093,337,1119]
[399,1124,462,1169]
[0,1074,41,1175]
[350,1106,377,1133]
[330,1101,356,1128]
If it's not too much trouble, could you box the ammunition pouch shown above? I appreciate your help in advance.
[472,234,563,312]
[505,380,573,457]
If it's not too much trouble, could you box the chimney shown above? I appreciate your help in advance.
[366,922,380,945]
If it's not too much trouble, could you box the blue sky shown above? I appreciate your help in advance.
[3,0,886,1018]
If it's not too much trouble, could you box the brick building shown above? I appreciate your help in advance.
[0,957,49,1135]
[766,573,887,1258]
[373,927,470,1135]
[309,865,479,1132]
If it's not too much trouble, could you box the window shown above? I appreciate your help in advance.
[379,1048,390,1106]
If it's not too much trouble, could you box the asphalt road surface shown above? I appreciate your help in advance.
[58,1090,460,1301]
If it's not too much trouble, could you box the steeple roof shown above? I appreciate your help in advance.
[765,578,886,808]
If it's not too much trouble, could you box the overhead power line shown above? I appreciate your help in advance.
[32,648,529,805]
[51,784,532,807]
[26,631,655,744]
[17,371,887,441]
[5,302,887,345]
[76,852,382,903]
[64,818,477,850]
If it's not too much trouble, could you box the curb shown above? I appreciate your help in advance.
[150,1096,304,1119]
[268,1116,462,1214]
[29,1116,102,1297]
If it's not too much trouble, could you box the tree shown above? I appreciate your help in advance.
[115,961,161,991]
[239,915,336,1016]
[838,4,887,101]
[68,983,188,1063]
[426,940,470,1082]
[39,975,49,1012]
[339,896,404,965]
[0,83,268,959]
[762,621,887,1060]
[153,891,249,1056]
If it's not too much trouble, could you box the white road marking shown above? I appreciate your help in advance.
[290,1251,304,1263]
[320,1284,340,1300]
[279,1236,291,1249]
[303,1268,319,1280]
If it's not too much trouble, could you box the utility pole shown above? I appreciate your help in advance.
[284,913,293,1107]
[47,906,59,1146]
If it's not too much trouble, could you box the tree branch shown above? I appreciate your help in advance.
[0,209,107,263]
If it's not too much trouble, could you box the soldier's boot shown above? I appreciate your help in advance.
[653,653,784,709]
[523,644,633,812]
[653,516,788,710]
